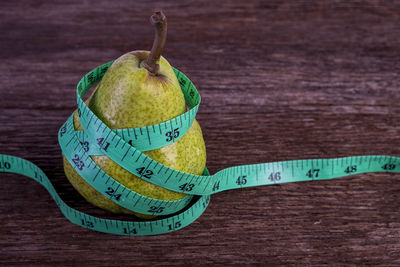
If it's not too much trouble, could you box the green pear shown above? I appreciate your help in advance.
[63,11,206,219]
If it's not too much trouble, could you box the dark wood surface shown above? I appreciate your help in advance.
[1,0,400,265]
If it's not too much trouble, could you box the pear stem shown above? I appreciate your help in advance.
[143,10,167,75]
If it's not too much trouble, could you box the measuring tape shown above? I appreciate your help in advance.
[1,61,399,236]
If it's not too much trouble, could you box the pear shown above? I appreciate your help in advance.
[62,11,206,218]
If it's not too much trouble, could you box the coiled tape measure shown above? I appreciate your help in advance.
[1,60,399,236]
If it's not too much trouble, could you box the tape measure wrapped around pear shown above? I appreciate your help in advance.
[62,10,207,218]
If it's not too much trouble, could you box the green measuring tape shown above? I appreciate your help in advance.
[1,60,399,236]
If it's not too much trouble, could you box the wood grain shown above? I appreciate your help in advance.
[1,0,400,265]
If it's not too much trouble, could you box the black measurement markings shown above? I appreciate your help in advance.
[89,160,96,169]
[123,227,137,235]
[168,120,174,142]
[164,170,174,184]
[254,164,259,182]
[0,161,11,169]
[59,123,67,137]
[120,185,126,193]
[148,206,165,214]
[382,156,396,170]
[105,186,122,201]
[119,138,126,150]
[135,160,154,180]
[110,131,117,143]
[212,178,220,192]
[125,187,132,198]
[96,137,110,152]
[179,181,195,192]
[34,171,43,182]
[133,195,142,208]
[177,172,186,183]
[146,127,151,145]
[382,162,396,170]
[83,103,90,116]
[92,169,101,182]
[226,168,232,186]
[17,157,23,170]
[134,152,141,162]
[325,158,330,173]
[203,178,212,193]
[164,199,173,208]
[152,161,159,174]
[368,156,377,168]
[71,154,85,171]
[74,141,81,152]
[95,119,102,133]
[80,141,90,152]
[105,173,111,184]
[236,168,247,186]
[157,165,164,174]
[306,167,320,180]
[114,136,121,148]
[81,217,95,229]
[288,161,294,178]
[83,154,90,163]
[271,161,275,181]
[133,128,138,140]
[65,134,75,147]
[120,147,130,162]
[168,221,182,231]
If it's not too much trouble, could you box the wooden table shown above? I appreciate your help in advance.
[1,1,399,265]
